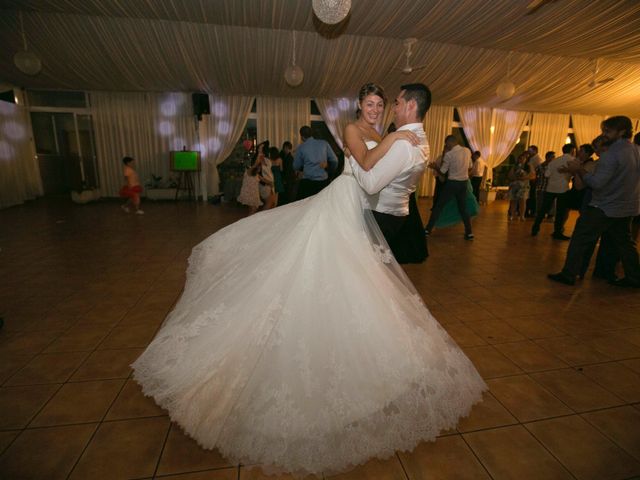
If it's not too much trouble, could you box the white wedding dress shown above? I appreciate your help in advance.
[132,142,487,477]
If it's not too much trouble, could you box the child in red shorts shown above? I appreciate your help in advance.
[120,156,144,214]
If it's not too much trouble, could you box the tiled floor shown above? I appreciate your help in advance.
[1,195,640,480]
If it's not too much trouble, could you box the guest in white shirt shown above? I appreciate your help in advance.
[470,150,486,202]
[531,143,576,239]
[425,135,474,239]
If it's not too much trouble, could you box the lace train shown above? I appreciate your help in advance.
[132,171,486,476]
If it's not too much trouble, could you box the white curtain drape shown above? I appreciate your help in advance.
[91,91,197,197]
[529,112,571,157]
[459,106,529,182]
[315,97,356,149]
[459,105,493,159]
[571,114,605,147]
[199,95,253,194]
[489,109,530,175]
[0,101,42,209]
[257,97,310,151]
[419,105,454,196]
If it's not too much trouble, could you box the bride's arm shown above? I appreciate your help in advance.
[343,124,418,172]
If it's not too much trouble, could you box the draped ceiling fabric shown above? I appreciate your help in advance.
[529,113,571,158]
[571,114,606,148]
[257,97,310,151]
[0,1,639,117]
[0,101,42,209]
[91,91,197,197]
[419,105,454,196]
[199,95,254,194]
[315,97,357,150]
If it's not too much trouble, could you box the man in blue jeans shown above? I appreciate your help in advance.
[293,126,338,200]
[548,116,640,287]
[424,135,474,239]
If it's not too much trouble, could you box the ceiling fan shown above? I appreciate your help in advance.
[588,58,615,88]
[395,38,428,75]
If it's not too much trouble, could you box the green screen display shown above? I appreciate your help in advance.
[171,151,200,171]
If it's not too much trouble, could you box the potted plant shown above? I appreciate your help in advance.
[479,179,496,204]
[145,174,179,200]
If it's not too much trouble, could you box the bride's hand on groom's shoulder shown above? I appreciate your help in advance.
[391,130,420,146]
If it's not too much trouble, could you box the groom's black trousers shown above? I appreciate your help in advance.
[372,193,428,264]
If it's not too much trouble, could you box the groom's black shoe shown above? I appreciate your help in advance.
[547,272,575,286]
[424,229,431,237]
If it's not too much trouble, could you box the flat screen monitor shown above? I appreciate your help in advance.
[170,150,200,171]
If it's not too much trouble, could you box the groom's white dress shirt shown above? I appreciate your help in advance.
[352,123,430,216]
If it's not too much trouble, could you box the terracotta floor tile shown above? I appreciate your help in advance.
[117,307,169,326]
[0,423,97,480]
[31,379,125,427]
[456,391,518,433]
[463,425,572,479]
[534,336,612,366]
[3,194,640,479]
[621,358,640,375]
[466,320,526,344]
[157,423,231,475]
[576,332,640,360]
[159,469,238,479]
[442,323,487,347]
[0,330,59,356]
[0,354,33,384]
[105,378,166,420]
[0,430,19,455]
[79,304,130,325]
[494,340,568,372]
[504,316,565,339]
[69,417,170,480]
[488,375,572,422]
[0,384,60,429]
[240,467,315,479]
[580,362,640,403]
[582,406,640,461]
[44,324,112,353]
[619,327,640,347]
[97,322,160,349]
[526,414,640,480]
[398,435,490,479]
[531,368,625,412]
[325,455,407,479]
[71,347,144,381]
[5,351,88,385]
[462,345,523,379]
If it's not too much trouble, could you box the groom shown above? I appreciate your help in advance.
[352,83,431,263]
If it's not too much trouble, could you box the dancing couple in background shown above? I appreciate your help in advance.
[132,82,486,477]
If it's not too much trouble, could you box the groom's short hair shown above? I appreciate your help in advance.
[400,83,431,120]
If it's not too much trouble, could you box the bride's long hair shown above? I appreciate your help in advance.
[356,83,386,119]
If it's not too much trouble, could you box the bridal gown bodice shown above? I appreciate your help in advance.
[132,138,486,477]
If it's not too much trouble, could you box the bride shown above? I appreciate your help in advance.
[132,83,486,477]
